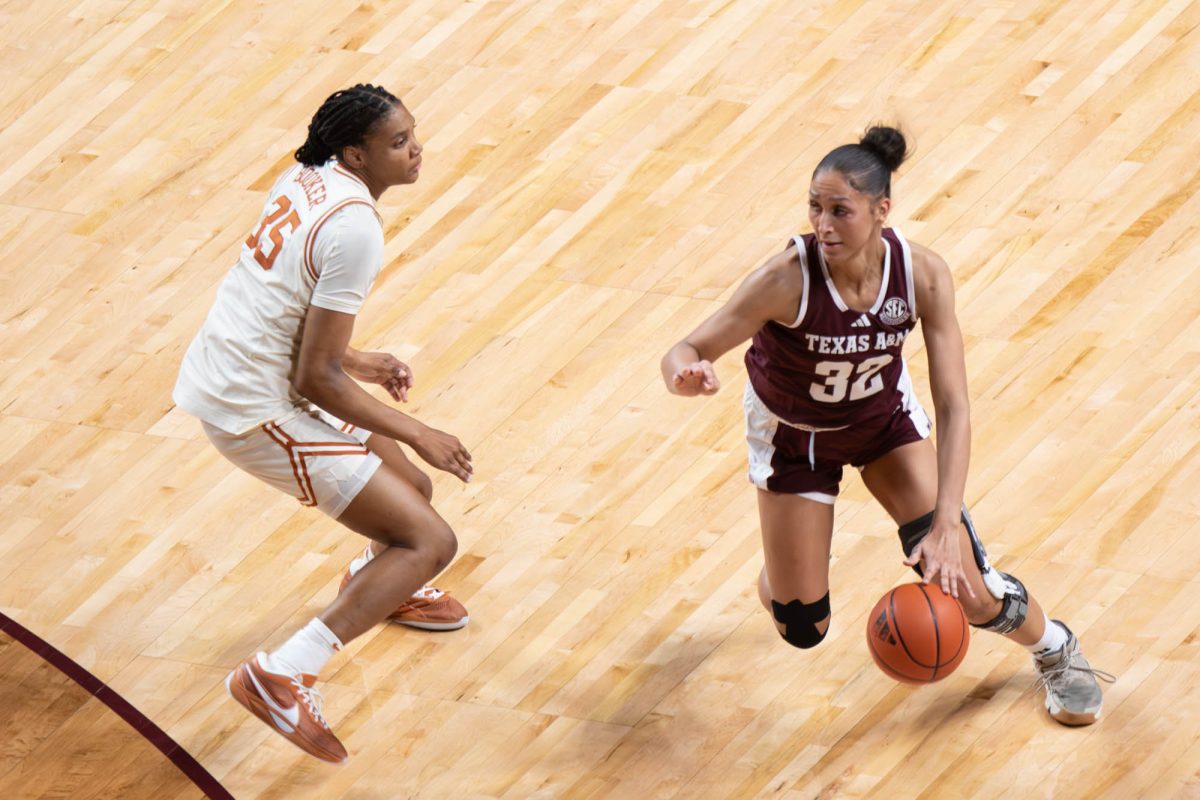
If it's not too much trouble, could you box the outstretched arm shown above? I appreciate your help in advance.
[661,248,804,396]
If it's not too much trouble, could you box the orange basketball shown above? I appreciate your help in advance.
[866,582,969,684]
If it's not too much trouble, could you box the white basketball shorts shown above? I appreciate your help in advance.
[202,406,382,519]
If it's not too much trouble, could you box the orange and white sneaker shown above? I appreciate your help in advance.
[225,653,348,764]
[338,571,470,631]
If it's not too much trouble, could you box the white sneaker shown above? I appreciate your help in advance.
[1034,621,1115,726]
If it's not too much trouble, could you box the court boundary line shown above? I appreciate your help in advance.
[0,611,235,800]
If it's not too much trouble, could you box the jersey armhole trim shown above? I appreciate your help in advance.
[781,235,809,329]
[867,234,892,315]
[303,199,380,282]
[892,227,917,320]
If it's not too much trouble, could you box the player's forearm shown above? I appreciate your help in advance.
[340,346,366,380]
[297,368,425,445]
[933,405,971,522]
[661,341,701,393]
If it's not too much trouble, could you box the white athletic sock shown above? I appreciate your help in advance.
[348,545,375,577]
[268,617,343,678]
[1025,613,1068,660]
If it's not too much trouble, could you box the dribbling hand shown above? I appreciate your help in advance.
[672,361,720,396]
[903,524,977,601]
[412,425,474,483]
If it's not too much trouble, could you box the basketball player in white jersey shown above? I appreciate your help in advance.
[174,85,473,763]
[661,126,1112,725]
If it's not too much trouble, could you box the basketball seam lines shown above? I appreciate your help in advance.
[918,584,942,682]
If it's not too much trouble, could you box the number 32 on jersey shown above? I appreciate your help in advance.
[810,355,893,403]
[245,196,300,270]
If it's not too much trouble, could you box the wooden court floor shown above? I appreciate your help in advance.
[4,0,1200,797]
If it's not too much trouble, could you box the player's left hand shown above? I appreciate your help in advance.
[672,361,721,396]
[904,521,977,601]
[346,351,413,402]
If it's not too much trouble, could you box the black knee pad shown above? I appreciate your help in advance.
[771,593,831,649]
[969,571,1029,634]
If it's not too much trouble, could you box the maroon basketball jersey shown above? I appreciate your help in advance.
[745,228,918,428]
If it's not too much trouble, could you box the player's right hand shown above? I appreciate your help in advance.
[672,361,720,396]
[412,425,473,482]
[903,523,977,601]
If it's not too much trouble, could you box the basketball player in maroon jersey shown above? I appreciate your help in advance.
[660,126,1111,724]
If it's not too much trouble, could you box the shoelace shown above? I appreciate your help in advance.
[1033,656,1117,693]
[411,585,445,601]
[291,677,330,728]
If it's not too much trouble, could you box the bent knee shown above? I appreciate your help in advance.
[376,508,455,557]
[377,526,456,574]
[426,527,457,573]
[771,593,832,650]
[405,514,456,573]
[776,615,831,649]
[967,571,1030,634]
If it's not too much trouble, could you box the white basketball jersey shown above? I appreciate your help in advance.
[174,160,384,434]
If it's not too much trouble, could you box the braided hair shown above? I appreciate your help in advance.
[813,125,910,200]
[294,84,401,167]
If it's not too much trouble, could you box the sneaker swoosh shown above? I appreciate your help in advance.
[268,709,296,734]
[247,666,301,728]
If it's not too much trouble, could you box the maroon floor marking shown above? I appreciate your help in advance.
[0,611,235,800]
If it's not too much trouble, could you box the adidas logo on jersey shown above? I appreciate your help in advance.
[850,314,871,328]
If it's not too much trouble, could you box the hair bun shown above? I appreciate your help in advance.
[859,125,908,173]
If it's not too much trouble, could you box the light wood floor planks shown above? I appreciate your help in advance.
[4,0,1200,797]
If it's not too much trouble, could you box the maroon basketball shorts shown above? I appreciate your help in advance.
[743,380,932,503]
